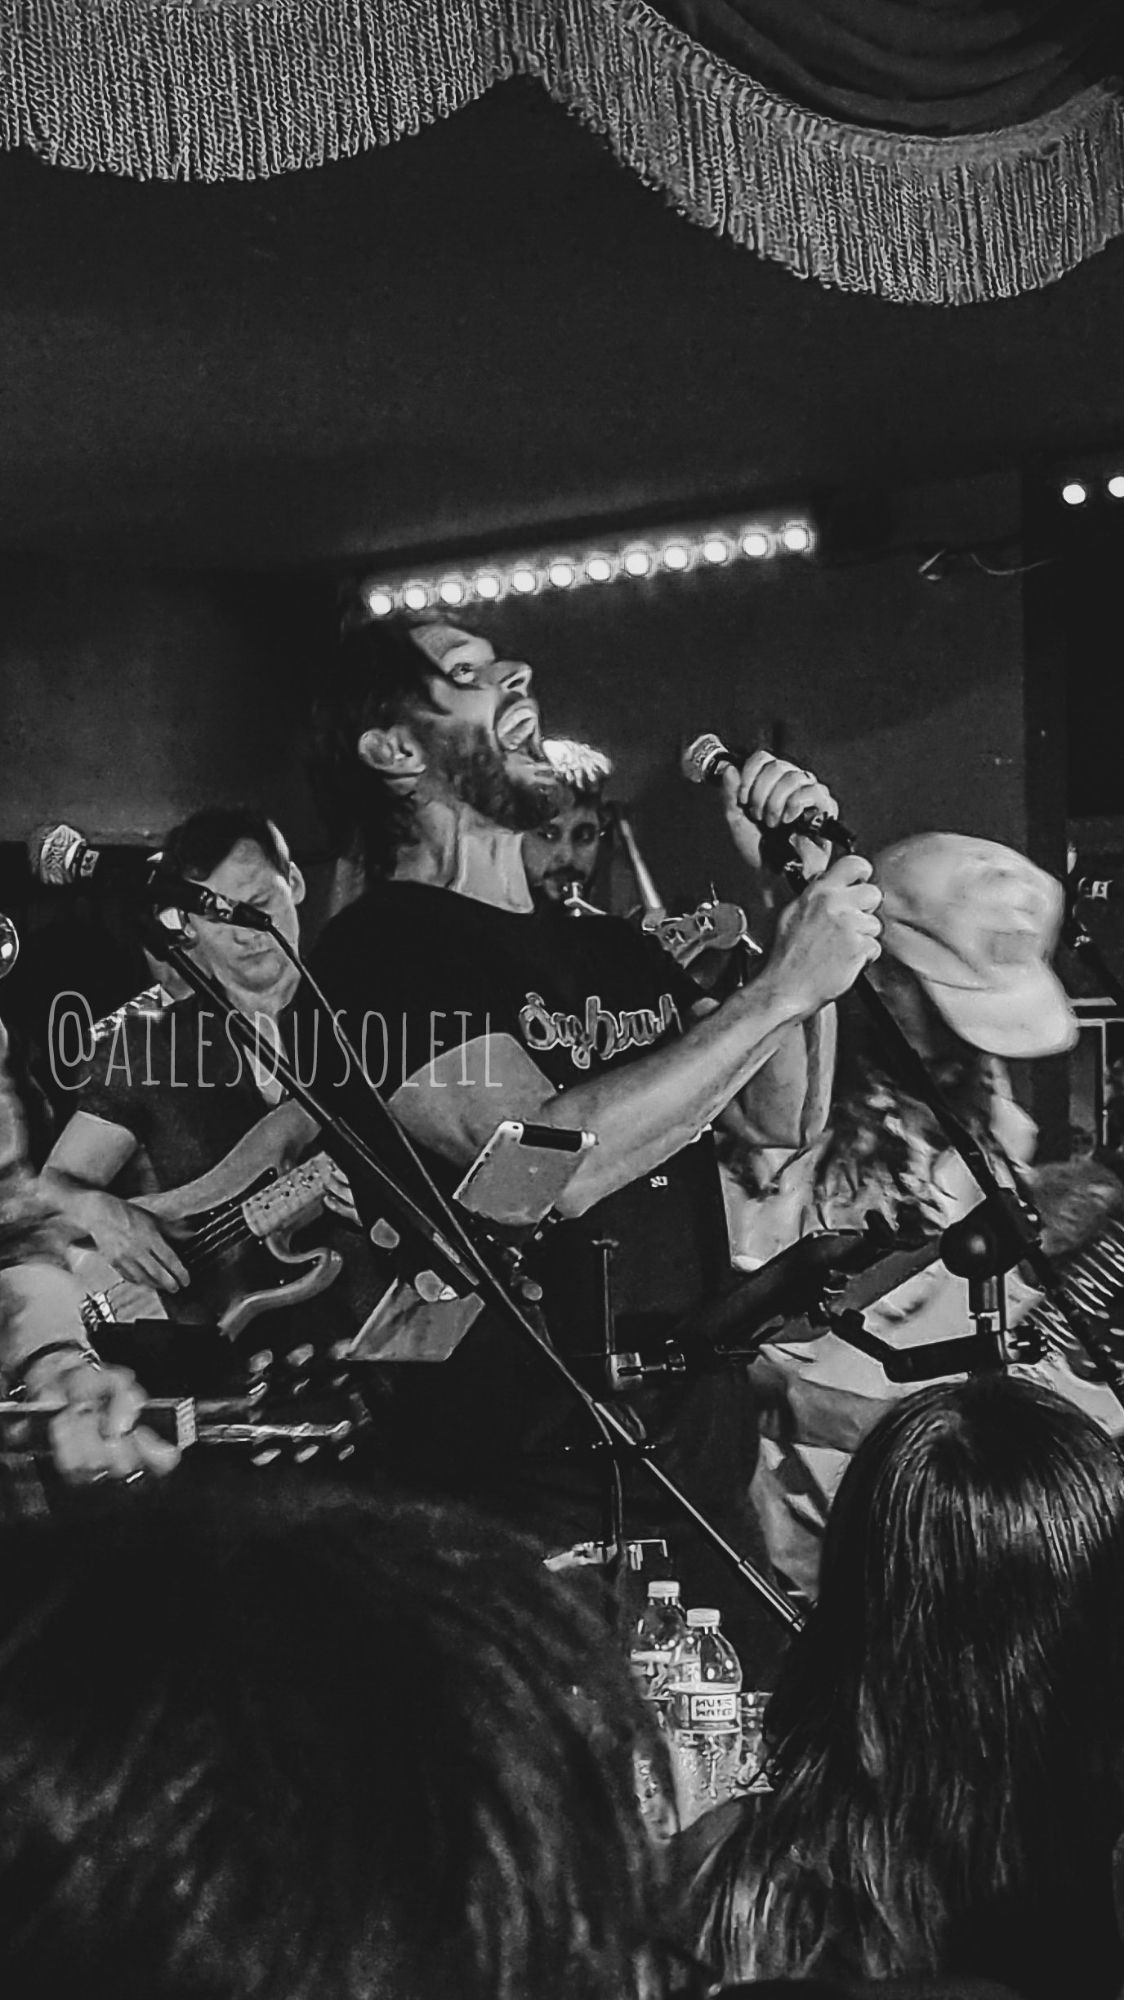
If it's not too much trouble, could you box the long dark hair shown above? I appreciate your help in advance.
[811,963,1005,1217]
[306,616,442,878]
[691,1377,1124,1996]
[0,1483,670,2000]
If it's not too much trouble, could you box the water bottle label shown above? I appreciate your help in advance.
[675,1689,738,1730]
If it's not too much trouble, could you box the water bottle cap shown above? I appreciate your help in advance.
[648,1582,680,1601]
[686,1607,720,1628]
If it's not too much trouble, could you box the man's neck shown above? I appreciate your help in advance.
[393,799,533,913]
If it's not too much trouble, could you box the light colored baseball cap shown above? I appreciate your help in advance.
[873,832,1077,1059]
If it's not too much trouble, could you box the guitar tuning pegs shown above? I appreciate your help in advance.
[284,1345,316,1371]
[294,1445,320,1464]
[252,1448,282,1467]
[248,1349,274,1377]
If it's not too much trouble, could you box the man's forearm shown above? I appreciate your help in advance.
[537,969,810,1214]
[38,1169,110,1239]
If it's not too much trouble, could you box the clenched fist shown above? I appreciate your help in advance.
[766,854,882,1015]
[722,750,839,880]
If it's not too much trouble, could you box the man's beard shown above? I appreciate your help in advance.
[415,718,557,831]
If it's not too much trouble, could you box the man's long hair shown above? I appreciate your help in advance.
[0,1484,671,2000]
[306,618,444,879]
[691,1377,1124,1995]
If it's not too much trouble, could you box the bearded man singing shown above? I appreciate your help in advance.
[306,613,881,1655]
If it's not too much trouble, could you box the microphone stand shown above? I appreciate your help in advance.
[142,909,800,1631]
[761,832,1124,1409]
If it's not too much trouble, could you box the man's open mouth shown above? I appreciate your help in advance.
[495,700,542,754]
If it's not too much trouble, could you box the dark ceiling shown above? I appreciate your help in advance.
[1,78,1122,570]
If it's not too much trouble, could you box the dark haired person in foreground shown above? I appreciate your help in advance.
[684,1376,1124,2000]
[0,1484,670,2000]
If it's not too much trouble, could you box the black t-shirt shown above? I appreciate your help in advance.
[72,987,269,1194]
[309,880,730,1345]
[306,882,743,1532]
[68,987,375,1348]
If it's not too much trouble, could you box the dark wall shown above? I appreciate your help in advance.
[0,488,1026,909]
[0,559,336,850]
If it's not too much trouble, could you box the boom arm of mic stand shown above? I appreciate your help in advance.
[152,923,799,1630]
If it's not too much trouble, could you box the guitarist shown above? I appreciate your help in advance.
[725,832,1094,1601]
[41,808,357,1335]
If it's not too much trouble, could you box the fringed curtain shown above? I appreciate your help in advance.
[1,0,1123,306]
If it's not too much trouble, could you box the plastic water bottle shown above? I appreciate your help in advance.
[662,1608,744,1823]
[665,1607,742,1740]
[629,1580,687,1696]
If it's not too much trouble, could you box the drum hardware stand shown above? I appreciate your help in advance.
[135,901,801,1632]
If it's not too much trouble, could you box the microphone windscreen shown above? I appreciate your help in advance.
[28,822,84,887]
[680,733,728,785]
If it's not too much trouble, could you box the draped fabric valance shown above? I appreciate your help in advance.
[654,1,1120,135]
[2,0,1123,307]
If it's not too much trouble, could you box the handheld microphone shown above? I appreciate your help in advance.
[681,734,855,850]
[29,823,272,933]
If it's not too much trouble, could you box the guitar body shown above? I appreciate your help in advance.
[73,1101,344,1341]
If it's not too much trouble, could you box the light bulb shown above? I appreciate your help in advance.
[1108,476,1124,500]
[739,530,771,558]
[623,547,652,577]
[438,577,466,606]
[661,543,690,570]
[702,535,730,564]
[1061,481,1088,507]
[402,583,430,611]
[548,560,575,588]
[585,555,613,583]
[511,567,538,594]
[367,588,395,617]
[781,523,813,553]
[474,571,502,599]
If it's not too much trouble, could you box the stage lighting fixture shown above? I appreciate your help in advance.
[702,534,730,564]
[511,566,537,593]
[1061,481,1088,506]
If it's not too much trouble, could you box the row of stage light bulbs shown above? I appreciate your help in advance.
[363,519,816,618]
[1061,475,1124,506]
